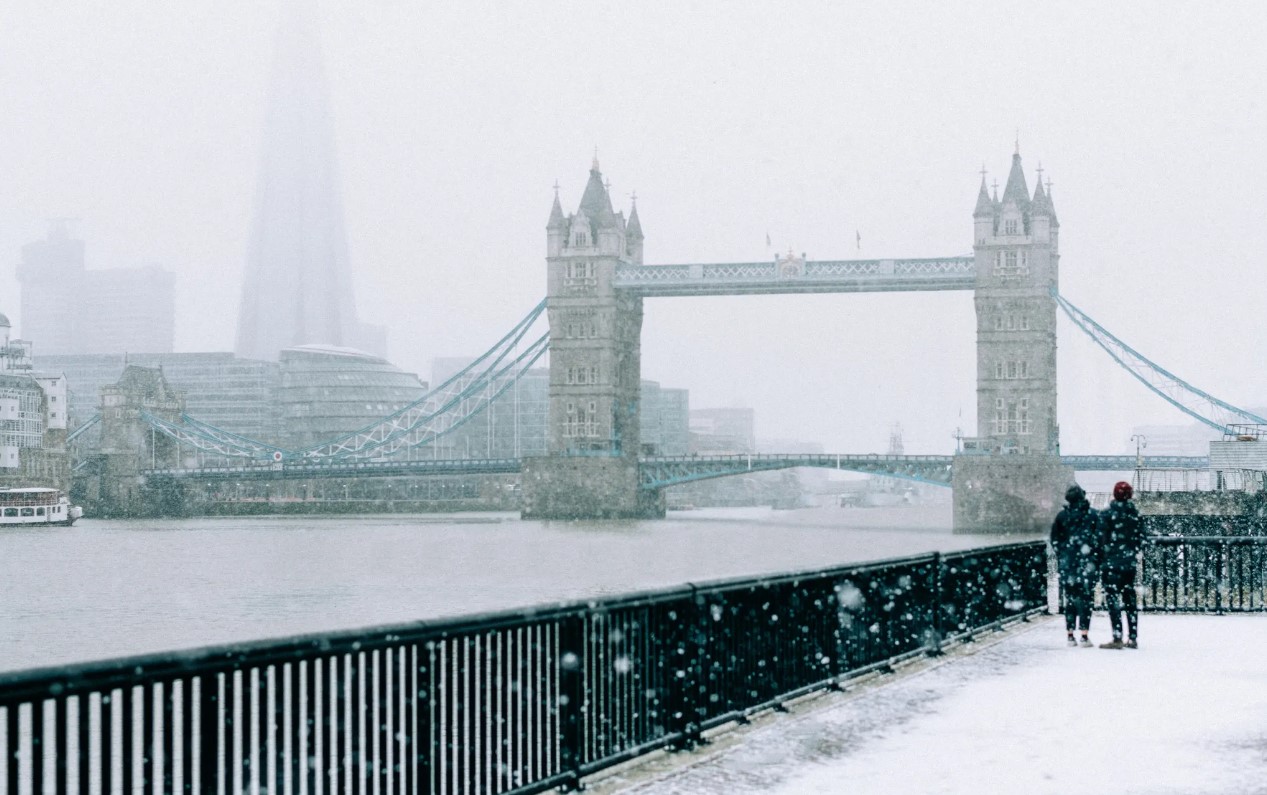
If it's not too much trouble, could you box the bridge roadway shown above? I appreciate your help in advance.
[141,453,1211,487]
[614,256,975,297]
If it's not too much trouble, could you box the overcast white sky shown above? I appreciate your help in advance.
[2,1,1265,455]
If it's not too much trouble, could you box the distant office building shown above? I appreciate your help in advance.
[16,223,175,355]
[690,407,756,454]
[641,381,690,456]
[276,346,426,451]
[42,346,429,457]
[235,9,385,361]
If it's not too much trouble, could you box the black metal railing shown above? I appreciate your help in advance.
[1140,536,1267,613]
[1144,514,1267,537]
[0,541,1046,795]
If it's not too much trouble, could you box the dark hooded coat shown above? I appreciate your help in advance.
[1100,499,1145,572]
[1051,498,1101,588]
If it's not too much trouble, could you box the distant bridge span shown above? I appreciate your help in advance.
[142,454,1207,489]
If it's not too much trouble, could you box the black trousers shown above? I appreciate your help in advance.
[1062,579,1093,633]
[1102,568,1139,640]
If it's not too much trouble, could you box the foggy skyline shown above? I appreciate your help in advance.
[3,1,1266,455]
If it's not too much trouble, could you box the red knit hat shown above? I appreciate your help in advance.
[1113,481,1134,501]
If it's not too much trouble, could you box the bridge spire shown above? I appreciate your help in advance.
[1001,150,1031,209]
[974,171,995,218]
[1031,171,1054,217]
[547,187,565,229]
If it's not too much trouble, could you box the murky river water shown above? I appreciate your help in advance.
[0,504,1038,673]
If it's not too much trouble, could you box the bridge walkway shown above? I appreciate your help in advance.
[596,614,1267,795]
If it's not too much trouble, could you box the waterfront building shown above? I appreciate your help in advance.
[275,346,427,451]
[16,223,175,355]
[0,312,69,487]
[234,8,385,361]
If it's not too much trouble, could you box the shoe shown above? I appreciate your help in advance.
[1067,635,1077,647]
[1079,636,1093,647]
[1100,639,1125,650]
[1126,639,1138,649]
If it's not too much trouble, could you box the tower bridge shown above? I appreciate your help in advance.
[87,147,1264,530]
[522,148,1066,530]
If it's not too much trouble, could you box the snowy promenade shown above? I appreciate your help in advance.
[600,615,1267,795]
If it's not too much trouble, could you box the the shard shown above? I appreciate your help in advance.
[235,7,384,361]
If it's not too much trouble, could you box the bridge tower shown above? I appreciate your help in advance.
[521,158,663,519]
[85,365,187,516]
[953,150,1072,532]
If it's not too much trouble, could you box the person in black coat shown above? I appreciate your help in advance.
[1051,483,1101,647]
[1099,481,1145,649]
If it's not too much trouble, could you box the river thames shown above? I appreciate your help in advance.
[0,504,1040,673]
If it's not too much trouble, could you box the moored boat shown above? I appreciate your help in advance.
[0,488,82,527]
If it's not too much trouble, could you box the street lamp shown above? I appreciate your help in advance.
[1131,434,1147,489]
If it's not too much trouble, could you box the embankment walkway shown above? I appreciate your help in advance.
[601,615,1267,795]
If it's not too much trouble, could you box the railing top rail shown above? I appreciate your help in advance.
[0,540,1045,695]
[1146,535,1267,543]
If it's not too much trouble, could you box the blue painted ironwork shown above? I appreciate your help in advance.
[66,413,100,443]
[145,452,1217,487]
[145,457,524,481]
[130,301,549,463]
[640,453,955,489]
[141,411,287,460]
[295,301,548,460]
[0,541,1046,794]
[1057,292,1267,433]
[615,256,975,296]
[145,453,964,487]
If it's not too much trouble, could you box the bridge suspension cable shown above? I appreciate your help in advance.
[139,411,280,460]
[1057,292,1266,433]
[67,413,101,443]
[129,299,551,463]
[295,299,548,460]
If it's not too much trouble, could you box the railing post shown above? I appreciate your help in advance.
[1217,540,1228,616]
[199,672,220,795]
[667,589,705,750]
[927,553,944,657]
[558,614,586,791]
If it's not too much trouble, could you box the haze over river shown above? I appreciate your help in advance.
[0,505,1040,673]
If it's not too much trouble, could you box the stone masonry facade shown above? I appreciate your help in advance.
[521,158,662,519]
[954,151,1071,532]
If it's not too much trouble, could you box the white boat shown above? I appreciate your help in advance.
[0,488,82,527]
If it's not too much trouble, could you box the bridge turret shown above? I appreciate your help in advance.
[546,189,566,258]
[525,157,655,519]
[627,196,644,265]
[1030,177,1054,243]
[973,175,995,245]
[955,147,1070,534]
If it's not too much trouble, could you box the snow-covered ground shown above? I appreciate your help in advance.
[604,615,1267,795]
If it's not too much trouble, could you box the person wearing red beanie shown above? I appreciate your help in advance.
[1100,481,1144,649]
